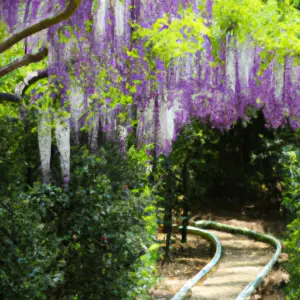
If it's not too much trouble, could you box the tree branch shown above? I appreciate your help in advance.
[15,68,48,98]
[0,0,82,54]
[0,47,48,78]
[0,93,21,104]
[0,68,48,104]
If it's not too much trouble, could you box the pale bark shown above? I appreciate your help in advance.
[38,112,52,184]
[55,114,71,190]
[69,86,85,145]
[15,68,48,98]
[0,68,48,103]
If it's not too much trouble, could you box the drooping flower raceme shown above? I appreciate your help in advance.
[0,0,299,183]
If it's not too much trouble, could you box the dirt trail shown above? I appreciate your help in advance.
[191,230,274,300]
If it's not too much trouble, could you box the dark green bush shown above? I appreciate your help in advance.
[284,214,300,300]
[281,146,300,300]
[0,145,158,299]
[0,115,26,194]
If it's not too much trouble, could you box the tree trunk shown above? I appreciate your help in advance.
[162,202,173,264]
[181,158,189,243]
[24,114,34,186]
[162,158,175,264]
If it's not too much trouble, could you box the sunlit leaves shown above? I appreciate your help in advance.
[134,0,300,67]
[213,0,300,59]
[134,10,209,65]
[0,20,47,94]
[281,143,300,299]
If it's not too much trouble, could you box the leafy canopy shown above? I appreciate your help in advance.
[135,0,300,65]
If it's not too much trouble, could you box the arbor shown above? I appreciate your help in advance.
[0,1,300,297]
[1,0,299,188]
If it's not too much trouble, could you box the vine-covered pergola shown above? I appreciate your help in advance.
[0,0,299,188]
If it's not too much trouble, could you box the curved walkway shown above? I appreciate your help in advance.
[172,226,222,300]
[191,230,274,299]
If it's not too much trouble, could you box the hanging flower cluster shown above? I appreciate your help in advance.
[1,0,299,183]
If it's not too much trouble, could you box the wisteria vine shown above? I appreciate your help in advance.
[0,0,299,186]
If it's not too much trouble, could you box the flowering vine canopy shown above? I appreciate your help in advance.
[0,0,299,185]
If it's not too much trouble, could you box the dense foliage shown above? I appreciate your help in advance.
[0,113,158,299]
[1,1,299,185]
[155,112,287,217]
[281,145,300,300]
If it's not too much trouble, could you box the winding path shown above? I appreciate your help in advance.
[190,230,274,299]
[153,221,281,299]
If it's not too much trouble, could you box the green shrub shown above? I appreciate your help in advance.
[285,214,300,300]
[0,115,26,194]
[0,145,158,299]
[281,146,300,299]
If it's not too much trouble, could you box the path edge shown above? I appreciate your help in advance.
[171,225,222,300]
[194,220,282,300]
